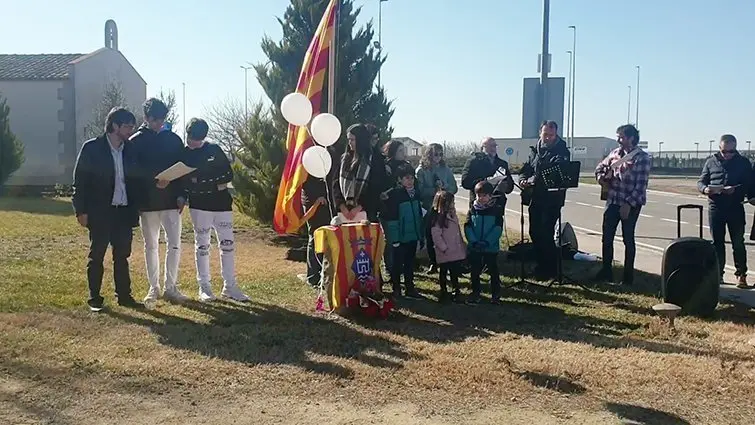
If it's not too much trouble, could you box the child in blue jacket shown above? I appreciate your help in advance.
[383,164,425,299]
[464,181,504,304]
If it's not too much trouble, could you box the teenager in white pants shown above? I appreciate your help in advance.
[130,98,189,303]
[181,118,249,302]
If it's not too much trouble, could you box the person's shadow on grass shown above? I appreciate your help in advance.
[106,299,415,379]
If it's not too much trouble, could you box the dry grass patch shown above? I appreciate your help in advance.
[1,196,755,424]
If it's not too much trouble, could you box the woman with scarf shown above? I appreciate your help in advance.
[332,123,385,223]
[416,143,457,273]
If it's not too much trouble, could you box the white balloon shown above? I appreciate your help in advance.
[301,145,332,179]
[310,113,342,147]
[280,92,313,126]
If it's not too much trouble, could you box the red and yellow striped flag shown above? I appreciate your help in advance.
[273,0,339,234]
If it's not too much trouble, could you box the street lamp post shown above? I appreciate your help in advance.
[182,82,186,141]
[240,65,253,119]
[695,142,699,159]
[659,141,664,165]
[566,50,573,148]
[748,140,752,155]
[626,85,632,124]
[568,25,576,145]
[377,0,388,88]
[635,65,640,127]
[709,140,714,155]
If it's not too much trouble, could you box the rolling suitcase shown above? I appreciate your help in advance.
[661,204,719,317]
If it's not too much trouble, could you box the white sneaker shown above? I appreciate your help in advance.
[221,285,250,302]
[163,286,189,302]
[143,286,160,304]
[198,283,216,302]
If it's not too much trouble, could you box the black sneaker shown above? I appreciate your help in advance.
[87,298,104,312]
[491,298,502,305]
[404,289,425,300]
[593,267,613,282]
[452,293,466,304]
[467,293,481,304]
[392,286,403,298]
[117,296,143,308]
[438,292,451,304]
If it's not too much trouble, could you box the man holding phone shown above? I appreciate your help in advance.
[698,134,753,288]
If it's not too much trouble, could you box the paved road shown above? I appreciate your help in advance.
[454,175,755,277]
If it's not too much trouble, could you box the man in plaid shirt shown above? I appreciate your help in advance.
[594,124,650,285]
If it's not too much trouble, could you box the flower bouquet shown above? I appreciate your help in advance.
[344,276,394,319]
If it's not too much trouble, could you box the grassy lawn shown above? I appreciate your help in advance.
[1,196,754,424]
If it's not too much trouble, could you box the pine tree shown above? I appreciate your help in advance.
[84,80,128,139]
[0,94,25,188]
[233,0,394,223]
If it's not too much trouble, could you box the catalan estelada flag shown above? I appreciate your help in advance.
[273,0,339,234]
[314,223,385,312]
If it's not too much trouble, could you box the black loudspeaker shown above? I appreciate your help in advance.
[661,205,719,317]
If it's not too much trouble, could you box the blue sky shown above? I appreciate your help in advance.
[2,0,753,151]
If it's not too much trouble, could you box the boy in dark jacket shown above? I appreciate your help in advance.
[465,181,504,304]
[182,118,249,302]
[129,98,189,304]
[383,164,425,299]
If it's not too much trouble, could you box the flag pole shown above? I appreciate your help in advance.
[327,0,339,114]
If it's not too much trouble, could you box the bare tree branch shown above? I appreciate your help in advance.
[203,97,246,160]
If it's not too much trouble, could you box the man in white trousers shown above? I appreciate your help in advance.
[181,118,249,302]
[130,98,188,303]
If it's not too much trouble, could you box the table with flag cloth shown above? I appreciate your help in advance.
[314,222,385,314]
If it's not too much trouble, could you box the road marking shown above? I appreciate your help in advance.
[662,218,686,224]
[576,202,591,207]
[639,213,653,218]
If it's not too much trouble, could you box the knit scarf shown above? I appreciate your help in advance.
[339,153,372,207]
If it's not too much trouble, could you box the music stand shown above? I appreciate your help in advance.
[539,161,588,291]
[503,181,541,290]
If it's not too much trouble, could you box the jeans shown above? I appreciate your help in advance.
[391,241,418,292]
[140,209,182,292]
[601,203,641,283]
[709,202,747,277]
[189,209,237,288]
[87,207,134,302]
[469,252,500,298]
[528,204,560,274]
[305,206,332,286]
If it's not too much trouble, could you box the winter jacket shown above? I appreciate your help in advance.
[519,137,571,207]
[464,202,504,254]
[129,125,186,211]
[415,164,458,210]
[382,187,424,244]
[430,212,467,264]
[461,152,513,209]
[697,152,752,207]
[180,142,234,212]
[332,152,387,222]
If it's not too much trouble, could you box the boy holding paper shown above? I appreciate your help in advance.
[130,98,189,304]
[698,134,752,288]
[181,118,250,302]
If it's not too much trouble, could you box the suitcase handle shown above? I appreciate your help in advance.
[677,204,703,238]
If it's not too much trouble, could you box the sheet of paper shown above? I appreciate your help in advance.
[155,162,196,182]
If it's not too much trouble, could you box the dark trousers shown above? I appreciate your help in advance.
[87,207,134,302]
[379,219,394,281]
[710,202,747,277]
[439,260,462,294]
[305,205,332,286]
[528,204,560,274]
[424,215,437,267]
[391,241,418,292]
[469,252,500,298]
[601,203,641,283]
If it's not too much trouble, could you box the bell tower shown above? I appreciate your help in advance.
[104,19,118,50]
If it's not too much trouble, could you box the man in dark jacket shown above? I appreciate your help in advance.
[129,98,189,304]
[698,134,752,288]
[72,107,140,311]
[461,137,514,210]
[519,120,571,280]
